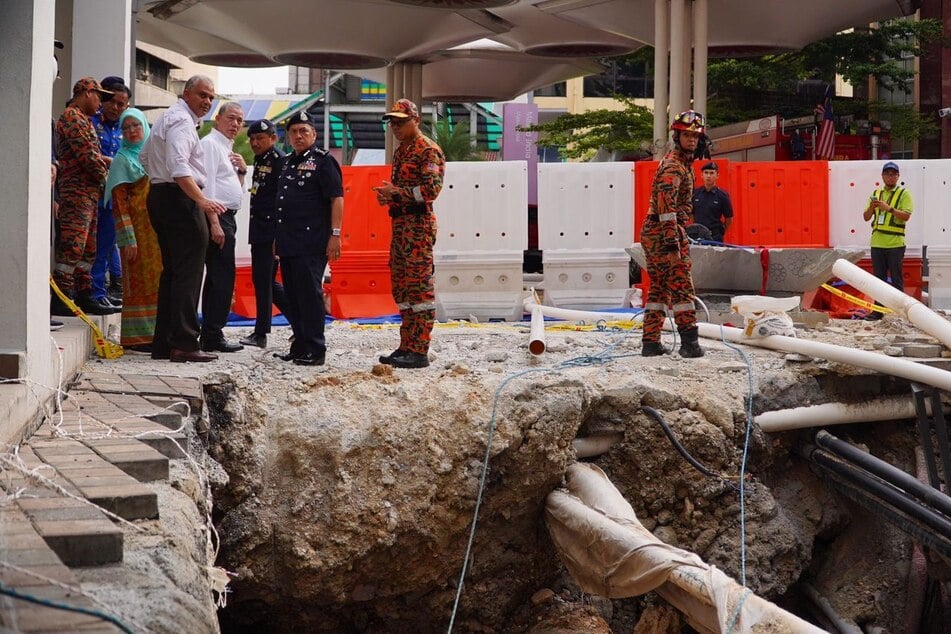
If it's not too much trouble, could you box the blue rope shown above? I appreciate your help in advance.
[0,584,134,633]
[725,587,753,633]
[717,325,756,587]
[446,330,636,633]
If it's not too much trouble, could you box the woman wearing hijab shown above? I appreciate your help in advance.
[104,108,161,352]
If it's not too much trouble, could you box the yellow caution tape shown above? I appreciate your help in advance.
[820,283,892,314]
[49,277,124,359]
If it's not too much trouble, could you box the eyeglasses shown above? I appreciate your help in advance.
[121,121,143,132]
[386,118,411,128]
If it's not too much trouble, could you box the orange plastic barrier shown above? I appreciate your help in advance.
[635,159,828,248]
[854,257,923,301]
[633,158,732,241]
[232,265,282,319]
[730,161,829,248]
[340,166,394,251]
[330,252,397,318]
[329,166,399,318]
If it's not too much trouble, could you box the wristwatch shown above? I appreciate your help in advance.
[331,228,341,237]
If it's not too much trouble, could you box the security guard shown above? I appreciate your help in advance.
[240,119,293,349]
[273,111,344,366]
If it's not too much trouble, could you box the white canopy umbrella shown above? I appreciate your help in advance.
[540,0,910,55]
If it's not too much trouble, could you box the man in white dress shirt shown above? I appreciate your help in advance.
[199,102,247,352]
[141,75,226,363]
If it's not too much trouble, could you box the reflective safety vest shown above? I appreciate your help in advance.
[870,186,909,236]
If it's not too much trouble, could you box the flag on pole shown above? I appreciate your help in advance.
[815,84,835,160]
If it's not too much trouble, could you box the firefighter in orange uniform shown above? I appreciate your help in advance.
[641,110,705,358]
[373,99,445,369]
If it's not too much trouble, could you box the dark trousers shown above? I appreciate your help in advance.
[147,183,209,354]
[201,211,238,342]
[281,253,327,356]
[250,241,292,335]
[871,245,905,292]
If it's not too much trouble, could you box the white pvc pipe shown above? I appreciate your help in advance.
[692,322,951,392]
[529,307,546,356]
[832,258,951,348]
[572,432,624,458]
[524,297,642,325]
[546,463,825,634]
[755,397,945,433]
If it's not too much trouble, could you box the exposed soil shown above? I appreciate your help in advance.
[128,314,942,633]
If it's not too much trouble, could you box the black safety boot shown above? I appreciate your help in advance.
[379,349,408,365]
[641,341,666,357]
[389,352,430,369]
[51,292,74,317]
[678,327,704,358]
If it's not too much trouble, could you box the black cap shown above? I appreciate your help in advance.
[285,111,316,129]
[100,76,125,89]
[700,161,718,172]
[248,119,276,135]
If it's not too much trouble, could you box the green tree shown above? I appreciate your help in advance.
[427,119,482,161]
[519,97,654,160]
[520,18,944,156]
[199,121,254,164]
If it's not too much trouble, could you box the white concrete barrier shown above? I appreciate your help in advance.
[537,162,635,250]
[433,162,528,320]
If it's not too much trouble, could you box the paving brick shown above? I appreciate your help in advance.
[0,564,77,587]
[81,441,169,482]
[0,533,49,550]
[1,549,64,567]
[902,343,944,358]
[26,506,109,522]
[80,485,157,520]
[30,439,159,520]
[0,601,106,631]
[35,520,123,566]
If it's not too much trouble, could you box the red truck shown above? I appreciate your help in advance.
[707,114,890,162]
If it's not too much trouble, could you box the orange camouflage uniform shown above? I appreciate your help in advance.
[54,104,109,295]
[641,146,698,342]
[388,133,445,355]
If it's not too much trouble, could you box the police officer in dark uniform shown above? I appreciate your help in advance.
[240,119,293,349]
[690,161,733,243]
[273,111,344,366]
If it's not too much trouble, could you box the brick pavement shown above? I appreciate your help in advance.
[0,371,205,632]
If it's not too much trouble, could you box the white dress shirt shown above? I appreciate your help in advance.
[141,98,207,187]
[201,128,244,210]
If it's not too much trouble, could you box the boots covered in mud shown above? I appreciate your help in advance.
[678,327,704,358]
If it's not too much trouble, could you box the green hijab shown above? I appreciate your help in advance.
[104,107,150,203]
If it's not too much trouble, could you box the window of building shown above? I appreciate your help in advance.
[135,50,172,91]
[535,82,567,97]
[583,58,653,98]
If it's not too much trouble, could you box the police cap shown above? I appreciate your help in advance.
[248,119,277,135]
[285,111,316,129]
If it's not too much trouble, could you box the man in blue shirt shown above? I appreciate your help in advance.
[90,77,131,308]
[691,162,733,243]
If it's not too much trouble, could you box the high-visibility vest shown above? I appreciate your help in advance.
[870,186,909,236]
